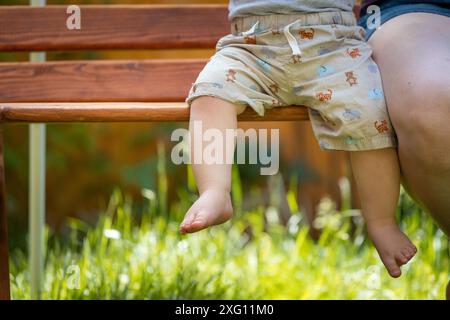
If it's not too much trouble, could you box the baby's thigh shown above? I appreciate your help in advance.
[186,46,291,116]
[297,43,395,151]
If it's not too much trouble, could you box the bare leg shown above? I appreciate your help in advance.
[369,13,450,236]
[350,149,417,278]
[180,96,245,234]
[369,12,450,294]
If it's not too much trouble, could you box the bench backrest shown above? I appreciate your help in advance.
[0,5,229,104]
[0,4,363,121]
[0,4,308,122]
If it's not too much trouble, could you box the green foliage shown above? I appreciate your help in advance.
[8,153,450,299]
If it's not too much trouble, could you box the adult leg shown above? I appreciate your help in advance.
[369,13,450,235]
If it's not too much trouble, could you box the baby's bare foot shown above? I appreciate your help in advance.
[367,219,417,278]
[179,189,233,234]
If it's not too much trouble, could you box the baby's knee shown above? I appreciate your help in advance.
[190,96,245,116]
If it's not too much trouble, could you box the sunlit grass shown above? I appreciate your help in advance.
[8,148,449,299]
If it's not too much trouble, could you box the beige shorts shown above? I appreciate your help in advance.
[185,12,396,151]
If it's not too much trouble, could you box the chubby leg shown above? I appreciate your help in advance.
[350,148,417,278]
[369,13,450,299]
[369,13,450,236]
[369,11,450,298]
[180,96,245,234]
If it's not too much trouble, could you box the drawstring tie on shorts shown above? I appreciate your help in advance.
[242,19,303,56]
[283,19,303,56]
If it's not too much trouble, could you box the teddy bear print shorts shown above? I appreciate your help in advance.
[185,11,397,151]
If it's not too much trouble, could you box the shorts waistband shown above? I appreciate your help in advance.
[231,11,356,35]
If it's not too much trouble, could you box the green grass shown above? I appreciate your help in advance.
[8,152,450,299]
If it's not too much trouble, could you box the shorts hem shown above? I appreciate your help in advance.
[320,134,397,151]
[185,85,266,116]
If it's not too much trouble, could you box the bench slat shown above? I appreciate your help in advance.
[0,103,309,122]
[0,5,229,52]
[0,59,208,102]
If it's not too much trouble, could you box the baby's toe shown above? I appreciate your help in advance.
[185,211,209,233]
[191,213,207,226]
[403,245,417,259]
[406,247,416,259]
[396,251,409,265]
[383,256,402,278]
[400,247,411,258]
[180,210,198,233]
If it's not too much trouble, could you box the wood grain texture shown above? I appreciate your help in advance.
[0,103,309,122]
[0,59,206,103]
[0,128,10,300]
[0,5,229,51]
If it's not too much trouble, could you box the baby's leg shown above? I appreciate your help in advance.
[180,96,245,234]
[350,148,417,278]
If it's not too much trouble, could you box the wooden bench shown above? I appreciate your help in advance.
[0,3,360,299]
[0,4,310,300]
